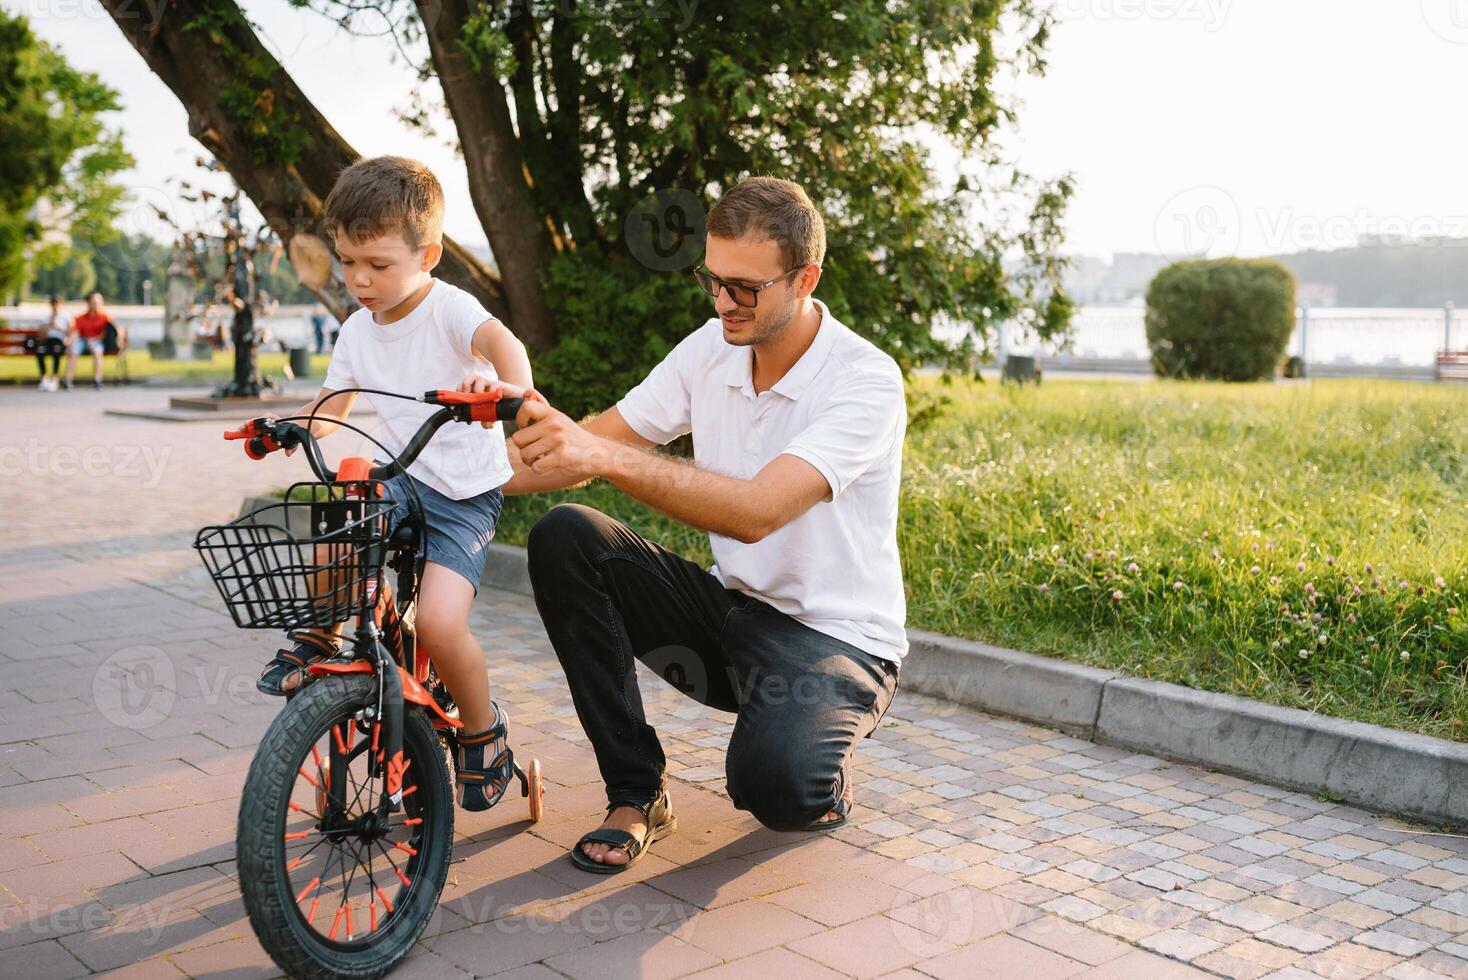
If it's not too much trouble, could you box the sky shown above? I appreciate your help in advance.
[15,0,1468,262]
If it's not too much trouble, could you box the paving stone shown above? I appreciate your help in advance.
[4,388,1463,976]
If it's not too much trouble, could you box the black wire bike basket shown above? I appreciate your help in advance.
[194,482,396,630]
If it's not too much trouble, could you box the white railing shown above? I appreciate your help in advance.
[994,305,1463,377]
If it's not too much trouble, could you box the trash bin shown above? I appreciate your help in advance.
[288,346,312,379]
[1002,354,1041,384]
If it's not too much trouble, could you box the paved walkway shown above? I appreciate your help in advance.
[3,387,1468,979]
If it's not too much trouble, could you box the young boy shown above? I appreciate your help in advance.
[257,155,531,813]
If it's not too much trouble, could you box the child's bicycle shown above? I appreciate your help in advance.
[194,386,544,979]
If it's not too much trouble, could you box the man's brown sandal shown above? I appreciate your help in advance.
[569,791,677,875]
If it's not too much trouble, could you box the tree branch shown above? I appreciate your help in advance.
[99,0,505,324]
[413,0,556,351]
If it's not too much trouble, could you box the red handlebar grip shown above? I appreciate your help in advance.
[224,417,271,442]
[428,389,501,405]
[470,397,524,423]
[242,432,280,460]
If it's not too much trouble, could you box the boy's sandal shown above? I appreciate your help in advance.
[256,632,338,697]
[453,699,521,812]
[570,791,677,875]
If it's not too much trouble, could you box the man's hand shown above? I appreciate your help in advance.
[455,375,545,428]
[511,400,619,480]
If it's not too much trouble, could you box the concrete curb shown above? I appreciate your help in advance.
[481,542,533,597]
[463,542,1468,827]
[460,540,1468,827]
[232,499,1468,827]
[1095,678,1468,828]
[901,630,1117,738]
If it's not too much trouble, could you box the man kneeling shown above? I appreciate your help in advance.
[474,177,907,872]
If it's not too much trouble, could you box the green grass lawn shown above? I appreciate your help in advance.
[494,378,1468,742]
[0,349,333,383]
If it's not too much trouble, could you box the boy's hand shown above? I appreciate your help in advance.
[256,413,299,457]
[456,375,546,428]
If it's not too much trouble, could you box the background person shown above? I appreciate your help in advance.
[34,296,69,391]
[64,291,112,390]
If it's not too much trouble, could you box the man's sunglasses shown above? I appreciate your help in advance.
[692,266,802,308]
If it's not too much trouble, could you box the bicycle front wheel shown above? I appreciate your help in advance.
[237,675,453,979]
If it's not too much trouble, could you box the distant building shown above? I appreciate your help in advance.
[1297,282,1338,308]
[1063,252,1181,305]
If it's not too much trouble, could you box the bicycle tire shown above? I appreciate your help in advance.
[237,675,453,979]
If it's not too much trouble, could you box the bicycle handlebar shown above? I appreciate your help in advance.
[222,388,525,482]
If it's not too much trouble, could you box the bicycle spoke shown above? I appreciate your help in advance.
[332,845,363,942]
[372,836,412,890]
[285,834,330,872]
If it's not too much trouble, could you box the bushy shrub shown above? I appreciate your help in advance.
[535,251,708,421]
[1145,259,1296,381]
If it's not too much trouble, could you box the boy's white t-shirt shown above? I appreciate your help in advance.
[323,279,513,500]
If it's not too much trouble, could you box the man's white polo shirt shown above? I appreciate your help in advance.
[616,301,908,664]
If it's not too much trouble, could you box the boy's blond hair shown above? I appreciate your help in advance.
[324,156,445,249]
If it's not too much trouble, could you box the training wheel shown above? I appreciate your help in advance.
[525,758,544,823]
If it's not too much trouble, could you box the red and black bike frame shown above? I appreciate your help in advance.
[225,388,522,813]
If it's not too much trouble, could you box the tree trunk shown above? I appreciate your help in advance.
[414,0,557,352]
[97,0,507,329]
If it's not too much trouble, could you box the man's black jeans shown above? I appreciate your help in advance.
[527,504,899,831]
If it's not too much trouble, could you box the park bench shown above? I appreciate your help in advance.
[0,325,38,358]
[1436,350,1468,381]
[0,323,130,383]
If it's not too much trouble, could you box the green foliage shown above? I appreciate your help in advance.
[1277,241,1468,308]
[185,2,307,167]
[315,0,1072,404]
[28,232,315,305]
[496,378,1468,741]
[91,235,171,304]
[29,247,96,299]
[533,250,709,420]
[0,9,133,294]
[218,78,308,167]
[1146,258,1297,381]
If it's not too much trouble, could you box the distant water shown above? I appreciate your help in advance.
[951,306,1464,369]
[9,304,1463,369]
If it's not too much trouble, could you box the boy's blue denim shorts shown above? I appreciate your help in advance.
[381,472,504,593]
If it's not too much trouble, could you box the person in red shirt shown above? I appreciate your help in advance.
[64,291,119,390]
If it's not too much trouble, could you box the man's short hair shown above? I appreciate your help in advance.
[707,177,826,271]
[324,156,445,250]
